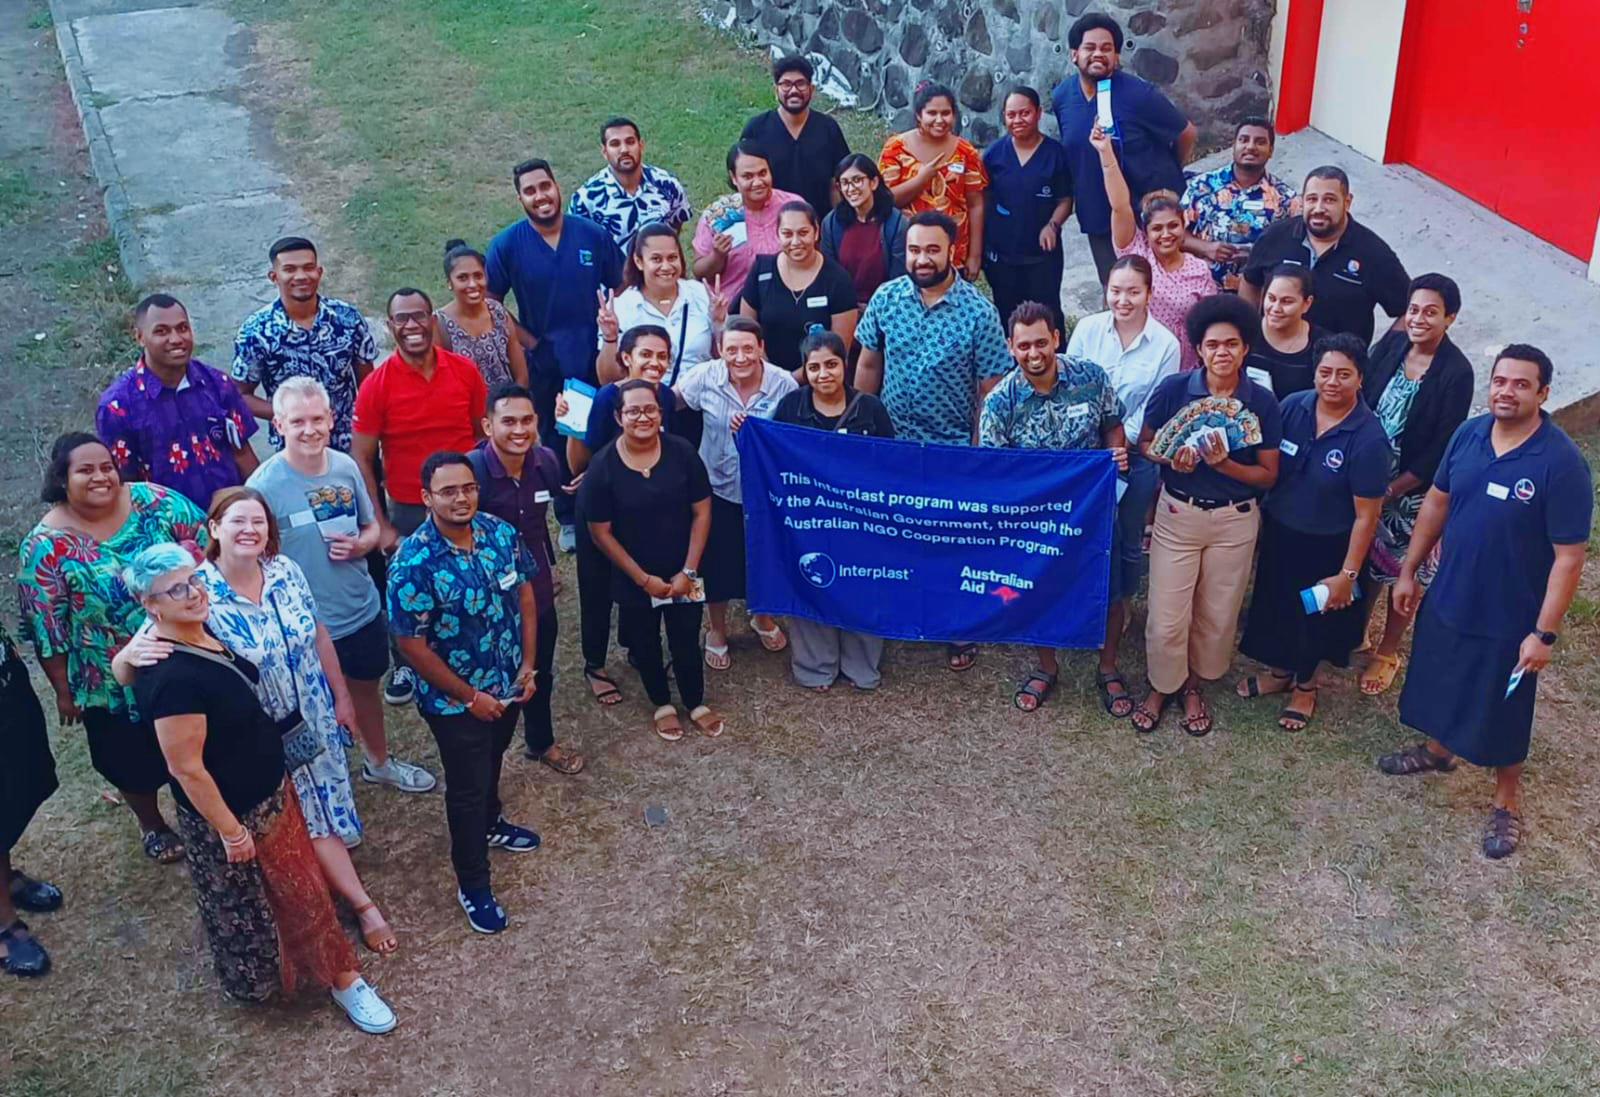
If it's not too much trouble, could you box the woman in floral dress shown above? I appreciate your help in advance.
[879,82,989,278]
[16,433,204,863]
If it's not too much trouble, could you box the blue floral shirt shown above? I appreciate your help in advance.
[385,513,538,716]
[566,164,693,254]
[979,355,1124,451]
[231,297,378,452]
[1180,165,1299,286]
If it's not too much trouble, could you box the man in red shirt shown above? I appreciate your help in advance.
[353,288,487,550]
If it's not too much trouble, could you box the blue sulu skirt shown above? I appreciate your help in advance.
[1398,602,1536,768]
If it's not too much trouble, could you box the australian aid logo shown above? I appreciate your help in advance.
[959,565,1034,604]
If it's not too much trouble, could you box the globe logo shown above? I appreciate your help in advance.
[798,552,837,589]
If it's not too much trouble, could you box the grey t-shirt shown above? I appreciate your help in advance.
[247,450,380,639]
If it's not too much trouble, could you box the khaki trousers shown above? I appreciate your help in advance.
[1144,488,1261,695]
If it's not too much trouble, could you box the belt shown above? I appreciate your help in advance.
[1164,484,1254,513]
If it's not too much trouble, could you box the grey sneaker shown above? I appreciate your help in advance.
[382,666,416,705]
[558,523,576,554]
[361,756,437,793]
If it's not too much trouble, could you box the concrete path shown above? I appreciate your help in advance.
[51,0,305,366]
[1060,128,1600,419]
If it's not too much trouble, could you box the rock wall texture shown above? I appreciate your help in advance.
[710,0,1276,149]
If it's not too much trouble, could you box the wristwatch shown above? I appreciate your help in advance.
[1534,629,1558,646]
[1340,568,1359,581]
[681,568,699,580]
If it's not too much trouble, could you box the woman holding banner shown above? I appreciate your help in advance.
[773,332,894,689]
[1133,295,1281,736]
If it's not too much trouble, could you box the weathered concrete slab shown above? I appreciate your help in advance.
[128,192,307,286]
[51,0,198,21]
[155,276,279,365]
[99,97,287,208]
[73,7,244,101]
[1061,128,1600,416]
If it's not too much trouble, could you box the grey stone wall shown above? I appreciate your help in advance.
[710,0,1276,150]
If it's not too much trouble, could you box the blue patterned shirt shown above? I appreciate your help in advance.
[1180,165,1299,286]
[232,297,378,452]
[385,513,538,716]
[855,275,1012,445]
[566,164,693,253]
[979,355,1123,451]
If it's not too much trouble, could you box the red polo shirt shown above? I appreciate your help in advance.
[352,347,486,504]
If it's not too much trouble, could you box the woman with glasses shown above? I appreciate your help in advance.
[820,154,908,313]
[580,381,722,741]
[16,432,206,865]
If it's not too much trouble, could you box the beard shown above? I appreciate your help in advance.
[909,263,950,288]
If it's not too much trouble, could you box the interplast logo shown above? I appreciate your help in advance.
[798,553,912,589]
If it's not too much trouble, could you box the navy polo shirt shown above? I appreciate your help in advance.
[1051,70,1187,237]
[1428,413,1593,640]
[1143,368,1283,503]
[981,134,1072,265]
[485,214,622,388]
[1264,391,1389,536]
[1241,216,1409,345]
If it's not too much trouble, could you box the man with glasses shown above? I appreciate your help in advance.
[741,55,852,217]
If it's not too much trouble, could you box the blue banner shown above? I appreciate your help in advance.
[737,418,1115,648]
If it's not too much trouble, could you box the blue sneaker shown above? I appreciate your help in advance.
[457,887,508,934]
[486,817,540,853]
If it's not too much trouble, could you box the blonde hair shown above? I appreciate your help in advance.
[270,375,332,418]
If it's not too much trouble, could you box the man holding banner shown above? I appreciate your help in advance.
[854,210,1012,672]
[980,302,1129,713]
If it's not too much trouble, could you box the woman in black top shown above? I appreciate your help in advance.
[1247,263,1330,398]
[772,333,895,690]
[580,381,722,742]
[1357,273,1474,696]
[116,544,396,1033]
[739,201,857,377]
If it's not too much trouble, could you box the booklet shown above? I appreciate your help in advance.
[557,378,597,439]
[651,574,707,608]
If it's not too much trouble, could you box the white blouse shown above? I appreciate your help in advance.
[1066,309,1181,443]
[603,279,716,384]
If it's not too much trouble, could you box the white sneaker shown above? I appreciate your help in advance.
[361,756,438,793]
[330,976,397,1034]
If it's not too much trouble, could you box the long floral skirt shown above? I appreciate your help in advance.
[175,781,357,1002]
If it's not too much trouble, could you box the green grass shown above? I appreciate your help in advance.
[0,167,42,225]
[253,0,885,301]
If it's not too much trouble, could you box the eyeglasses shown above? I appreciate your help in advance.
[427,483,479,500]
[390,311,430,328]
[150,576,205,602]
[620,406,661,420]
[776,80,810,92]
[838,175,871,190]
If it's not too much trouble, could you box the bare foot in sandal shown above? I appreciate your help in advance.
[689,705,725,737]
[354,902,397,955]
[1237,670,1293,699]
[1131,688,1170,733]
[584,666,623,706]
[652,705,684,742]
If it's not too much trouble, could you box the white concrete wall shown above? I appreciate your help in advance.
[1267,0,1292,117]
[1308,0,1408,160]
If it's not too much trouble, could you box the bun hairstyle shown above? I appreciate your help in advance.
[443,238,485,278]
[1138,189,1183,224]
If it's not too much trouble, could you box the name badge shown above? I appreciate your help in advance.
[533,490,552,503]
[1241,199,1265,211]
[498,569,518,590]
[287,510,316,529]
[805,295,829,308]
[947,163,964,176]
[758,271,773,281]
[1486,481,1510,500]
[1279,440,1299,456]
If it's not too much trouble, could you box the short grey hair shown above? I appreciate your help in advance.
[271,376,332,418]
[121,543,196,598]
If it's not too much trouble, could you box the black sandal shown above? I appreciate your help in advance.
[1014,669,1057,712]
[1096,671,1134,718]
[1237,670,1292,699]
[1482,808,1523,859]
[142,830,185,864]
[0,920,50,978]
[1179,687,1212,737]
[8,871,62,913]
[946,643,978,672]
[1278,685,1317,732]
[1378,744,1458,776]
[1130,689,1169,733]
[583,666,623,706]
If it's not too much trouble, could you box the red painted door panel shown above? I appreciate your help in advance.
[1390,0,1599,259]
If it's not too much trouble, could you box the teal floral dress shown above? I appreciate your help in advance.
[16,482,207,716]
[1366,371,1439,587]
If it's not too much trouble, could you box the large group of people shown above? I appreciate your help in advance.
[2,11,1590,1046]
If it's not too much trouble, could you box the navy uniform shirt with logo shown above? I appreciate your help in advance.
[1050,70,1188,237]
[1427,412,1593,639]
[980,134,1072,264]
[1241,215,1410,345]
[485,213,623,386]
[1265,390,1389,536]
[1142,368,1283,504]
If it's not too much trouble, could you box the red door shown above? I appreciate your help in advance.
[1388,0,1600,260]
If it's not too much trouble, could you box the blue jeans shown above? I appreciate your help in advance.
[1111,454,1159,603]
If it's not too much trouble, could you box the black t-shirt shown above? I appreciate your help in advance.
[773,386,896,437]
[1241,216,1409,344]
[578,433,713,606]
[134,647,286,817]
[1245,324,1331,399]
[740,109,851,217]
[738,254,857,372]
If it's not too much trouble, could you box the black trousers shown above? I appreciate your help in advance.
[575,520,622,670]
[1086,232,1118,286]
[984,252,1065,337]
[618,602,704,710]
[531,381,577,526]
[422,705,520,891]
[517,605,560,757]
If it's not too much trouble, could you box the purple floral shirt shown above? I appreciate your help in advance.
[95,357,258,509]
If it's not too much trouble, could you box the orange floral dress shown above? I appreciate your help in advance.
[878,135,989,267]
